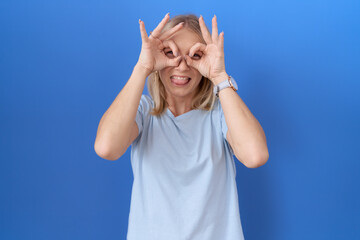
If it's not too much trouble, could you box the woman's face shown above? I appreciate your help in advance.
[159,28,204,101]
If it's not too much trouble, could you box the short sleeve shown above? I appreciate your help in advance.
[219,104,228,140]
[134,94,152,141]
[218,100,235,155]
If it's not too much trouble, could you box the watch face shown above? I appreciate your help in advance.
[230,77,238,90]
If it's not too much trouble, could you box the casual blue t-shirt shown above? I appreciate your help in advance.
[128,94,245,240]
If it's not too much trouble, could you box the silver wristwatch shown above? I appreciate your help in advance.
[213,75,238,97]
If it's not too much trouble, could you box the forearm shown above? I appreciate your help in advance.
[94,64,149,159]
[218,85,269,167]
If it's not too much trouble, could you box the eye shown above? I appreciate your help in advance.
[166,51,174,56]
[164,49,175,58]
[191,53,202,60]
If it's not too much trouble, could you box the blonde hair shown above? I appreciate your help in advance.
[147,14,216,116]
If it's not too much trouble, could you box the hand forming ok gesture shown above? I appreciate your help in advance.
[184,15,229,85]
[137,13,184,76]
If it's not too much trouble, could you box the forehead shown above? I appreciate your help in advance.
[167,28,204,52]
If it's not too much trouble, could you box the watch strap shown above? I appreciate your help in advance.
[213,75,231,97]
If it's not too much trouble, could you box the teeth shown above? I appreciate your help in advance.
[171,76,189,80]
[171,75,190,86]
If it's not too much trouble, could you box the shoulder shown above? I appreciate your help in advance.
[140,94,153,104]
[138,94,154,111]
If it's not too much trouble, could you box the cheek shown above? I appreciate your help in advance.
[191,69,202,79]
[193,73,203,82]
[159,69,170,81]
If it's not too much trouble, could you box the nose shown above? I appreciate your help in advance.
[175,56,190,71]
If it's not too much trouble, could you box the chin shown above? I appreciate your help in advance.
[170,87,199,99]
[162,78,201,98]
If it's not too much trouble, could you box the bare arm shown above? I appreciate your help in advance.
[94,64,148,160]
[219,84,269,168]
[185,15,269,168]
[94,14,183,160]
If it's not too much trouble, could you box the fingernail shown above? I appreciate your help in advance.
[165,12,170,17]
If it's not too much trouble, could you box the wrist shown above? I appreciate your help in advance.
[134,63,152,77]
[212,72,229,85]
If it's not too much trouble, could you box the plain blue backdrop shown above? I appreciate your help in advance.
[1,0,359,239]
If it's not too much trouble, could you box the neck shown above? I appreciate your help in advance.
[165,96,194,116]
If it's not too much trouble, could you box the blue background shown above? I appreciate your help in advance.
[1,0,359,239]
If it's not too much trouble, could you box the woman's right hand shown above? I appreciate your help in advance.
[136,13,184,75]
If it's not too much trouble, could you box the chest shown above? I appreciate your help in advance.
[139,114,225,171]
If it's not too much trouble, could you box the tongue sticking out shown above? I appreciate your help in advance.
[171,77,190,85]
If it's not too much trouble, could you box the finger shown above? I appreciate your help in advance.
[219,31,224,53]
[139,19,149,42]
[199,15,212,44]
[151,13,170,38]
[188,42,206,57]
[162,40,180,57]
[184,55,200,69]
[159,22,184,41]
[212,15,218,42]
[166,55,182,67]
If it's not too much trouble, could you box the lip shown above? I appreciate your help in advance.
[170,75,191,80]
[170,75,191,86]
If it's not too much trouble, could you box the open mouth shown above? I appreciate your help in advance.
[170,75,191,86]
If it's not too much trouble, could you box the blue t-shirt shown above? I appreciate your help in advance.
[128,94,245,240]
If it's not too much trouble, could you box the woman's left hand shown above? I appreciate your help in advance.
[184,15,229,85]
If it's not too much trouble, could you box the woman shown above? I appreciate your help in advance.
[94,13,269,240]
